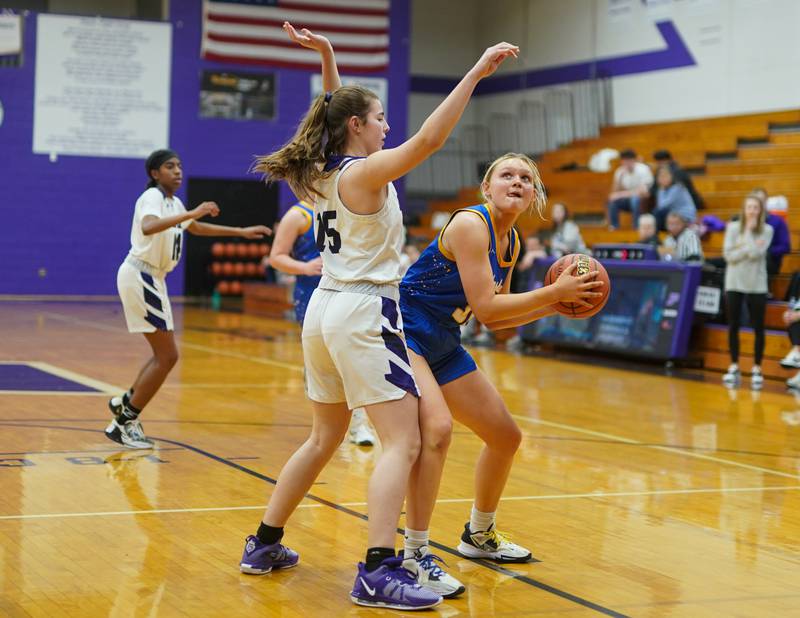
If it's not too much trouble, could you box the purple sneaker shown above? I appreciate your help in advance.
[239,535,299,575]
[350,556,442,610]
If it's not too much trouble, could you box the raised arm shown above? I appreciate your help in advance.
[283,22,341,91]
[348,43,519,193]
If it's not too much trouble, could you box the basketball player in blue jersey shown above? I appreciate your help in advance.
[269,198,377,446]
[238,21,519,610]
[109,149,270,449]
[398,154,604,596]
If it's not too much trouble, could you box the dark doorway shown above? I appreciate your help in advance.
[184,177,278,296]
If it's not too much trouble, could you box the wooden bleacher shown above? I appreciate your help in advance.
[415,109,800,380]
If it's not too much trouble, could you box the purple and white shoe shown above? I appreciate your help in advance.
[239,535,299,575]
[350,556,442,610]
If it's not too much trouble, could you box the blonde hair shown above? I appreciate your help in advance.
[740,192,766,234]
[252,85,378,201]
[480,153,547,219]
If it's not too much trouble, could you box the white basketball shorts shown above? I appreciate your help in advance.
[117,261,174,333]
[302,288,419,410]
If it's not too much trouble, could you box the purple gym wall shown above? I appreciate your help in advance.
[0,0,409,295]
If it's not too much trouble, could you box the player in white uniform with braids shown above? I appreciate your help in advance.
[109,149,270,449]
[238,21,519,611]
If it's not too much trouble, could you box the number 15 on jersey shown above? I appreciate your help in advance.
[316,211,342,254]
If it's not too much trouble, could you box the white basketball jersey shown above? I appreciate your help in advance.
[127,187,191,273]
[314,158,405,285]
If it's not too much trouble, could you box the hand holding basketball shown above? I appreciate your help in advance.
[545,254,610,318]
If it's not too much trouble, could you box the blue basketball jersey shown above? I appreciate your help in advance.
[400,203,520,329]
[289,201,322,324]
[290,202,319,263]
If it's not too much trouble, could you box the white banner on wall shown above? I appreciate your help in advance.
[0,14,22,55]
[33,14,171,159]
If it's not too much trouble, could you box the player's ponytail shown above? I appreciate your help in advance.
[253,85,377,201]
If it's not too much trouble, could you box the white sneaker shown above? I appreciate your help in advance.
[457,522,532,563]
[348,408,376,446]
[105,419,154,450]
[403,546,465,599]
[750,367,763,390]
[780,350,800,369]
[787,372,800,390]
[722,364,740,386]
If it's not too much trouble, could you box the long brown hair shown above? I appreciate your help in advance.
[252,85,378,200]
[740,192,766,234]
[480,153,547,218]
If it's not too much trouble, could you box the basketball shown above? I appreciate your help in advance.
[545,254,610,318]
[211,242,224,257]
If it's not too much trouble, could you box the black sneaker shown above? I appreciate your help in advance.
[105,419,154,450]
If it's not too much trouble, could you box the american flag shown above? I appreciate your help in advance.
[201,0,389,73]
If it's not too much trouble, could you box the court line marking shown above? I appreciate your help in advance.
[3,486,796,520]
[0,421,627,618]
[0,360,120,394]
[0,391,110,397]
[41,312,304,374]
[511,414,800,480]
[22,309,800,480]
[160,383,304,389]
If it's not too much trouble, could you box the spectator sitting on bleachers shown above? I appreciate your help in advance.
[606,148,653,231]
[752,187,791,275]
[637,213,660,248]
[653,165,697,230]
[549,202,587,258]
[659,212,703,263]
[651,150,704,210]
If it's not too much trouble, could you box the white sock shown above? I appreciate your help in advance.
[351,407,366,425]
[469,507,495,533]
[403,528,429,558]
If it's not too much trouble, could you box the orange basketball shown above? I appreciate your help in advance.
[236,244,249,258]
[224,243,237,258]
[211,243,224,258]
[248,243,261,258]
[222,262,234,276]
[211,262,223,276]
[544,254,610,318]
[258,243,269,256]
[217,281,230,295]
[233,262,246,276]
[229,280,242,295]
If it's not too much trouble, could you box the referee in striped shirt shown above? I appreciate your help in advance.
[660,212,704,263]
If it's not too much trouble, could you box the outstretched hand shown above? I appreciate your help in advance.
[283,21,331,52]
[240,225,272,239]
[471,42,519,80]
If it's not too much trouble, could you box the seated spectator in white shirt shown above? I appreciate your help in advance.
[660,212,703,263]
[637,213,660,248]
[606,149,653,230]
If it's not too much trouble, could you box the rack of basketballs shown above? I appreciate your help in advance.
[210,241,271,296]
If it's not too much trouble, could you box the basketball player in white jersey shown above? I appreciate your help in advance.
[237,22,519,611]
[109,149,270,449]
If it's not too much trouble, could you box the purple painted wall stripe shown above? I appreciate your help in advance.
[410,21,695,95]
